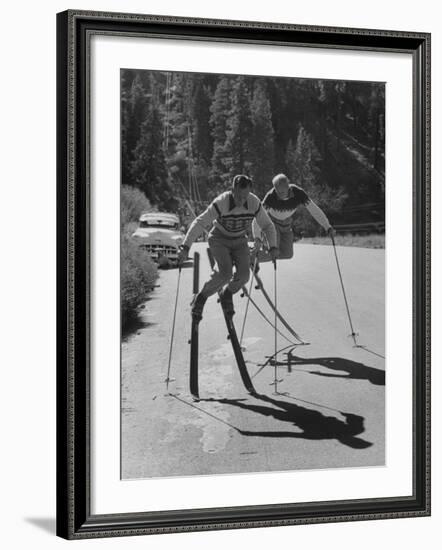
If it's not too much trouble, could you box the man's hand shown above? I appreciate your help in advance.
[327,226,336,238]
[254,237,263,250]
[177,244,189,266]
[269,247,279,262]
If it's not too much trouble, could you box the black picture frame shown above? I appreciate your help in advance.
[56,9,431,540]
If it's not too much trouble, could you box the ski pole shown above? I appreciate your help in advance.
[241,286,298,346]
[239,245,260,347]
[253,271,306,344]
[273,258,279,393]
[329,231,358,346]
[166,266,182,392]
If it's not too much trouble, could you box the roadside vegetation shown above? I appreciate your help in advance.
[299,233,385,249]
[121,186,158,329]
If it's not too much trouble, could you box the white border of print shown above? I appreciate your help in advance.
[90,34,413,514]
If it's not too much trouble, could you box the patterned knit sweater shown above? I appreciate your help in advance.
[253,184,331,237]
[182,191,277,248]
[261,184,309,227]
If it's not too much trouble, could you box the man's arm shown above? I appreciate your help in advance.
[304,199,332,231]
[254,203,277,249]
[252,191,272,243]
[181,201,219,249]
[251,217,263,243]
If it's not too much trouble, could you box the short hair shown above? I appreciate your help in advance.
[232,174,253,189]
[272,173,289,187]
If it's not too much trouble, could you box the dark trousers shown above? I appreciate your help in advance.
[258,224,294,261]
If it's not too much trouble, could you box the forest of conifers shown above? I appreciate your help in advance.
[121,69,385,234]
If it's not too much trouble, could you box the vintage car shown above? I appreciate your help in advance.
[131,212,185,268]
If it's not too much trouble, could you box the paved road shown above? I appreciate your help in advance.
[122,242,385,479]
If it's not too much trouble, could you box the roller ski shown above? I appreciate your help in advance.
[188,252,202,400]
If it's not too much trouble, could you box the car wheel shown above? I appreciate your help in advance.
[158,256,171,269]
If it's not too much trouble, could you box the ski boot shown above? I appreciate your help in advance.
[191,292,207,323]
[219,287,235,317]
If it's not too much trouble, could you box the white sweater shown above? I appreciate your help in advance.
[182,191,277,248]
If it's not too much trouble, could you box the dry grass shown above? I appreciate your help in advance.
[299,233,385,249]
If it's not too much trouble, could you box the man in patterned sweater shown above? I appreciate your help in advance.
[252,173,333,262]
[178,175,278,320]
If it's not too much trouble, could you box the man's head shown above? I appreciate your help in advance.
[272,173,290,200]
[232,174,252,205]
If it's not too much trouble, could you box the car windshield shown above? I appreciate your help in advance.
[140,221,178,229]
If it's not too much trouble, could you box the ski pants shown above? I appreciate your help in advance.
[258,224,294,261]
[201,233,250,297]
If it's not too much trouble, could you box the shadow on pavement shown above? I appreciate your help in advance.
[217,393,373,449]
[122,316,153,342]
[281,351,385,386]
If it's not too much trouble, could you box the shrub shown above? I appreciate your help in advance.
[121,185,159,329]
[121,185,154,227]
[121,233,158,327]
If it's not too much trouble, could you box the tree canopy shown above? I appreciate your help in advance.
[121,69,385,232]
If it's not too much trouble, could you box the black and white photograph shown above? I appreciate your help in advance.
[120,69,386,480]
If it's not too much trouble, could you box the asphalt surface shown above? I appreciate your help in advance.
[122,242,385,479]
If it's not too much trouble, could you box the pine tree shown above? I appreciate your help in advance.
[161,73,194,204]
[121,73,150,187]
[249,81,275,197]
[286,125,322,191]
[165,73,188,148]
[367,83,385,176]
[184,80,213,203]
[130,104,176,210]
[191,80,213,165]
[286,125,346,236]
[224,76,252,179]
[209,77,233,191]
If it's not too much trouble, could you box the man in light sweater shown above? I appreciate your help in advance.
[178,175,278,320]
[252,173,334,262]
